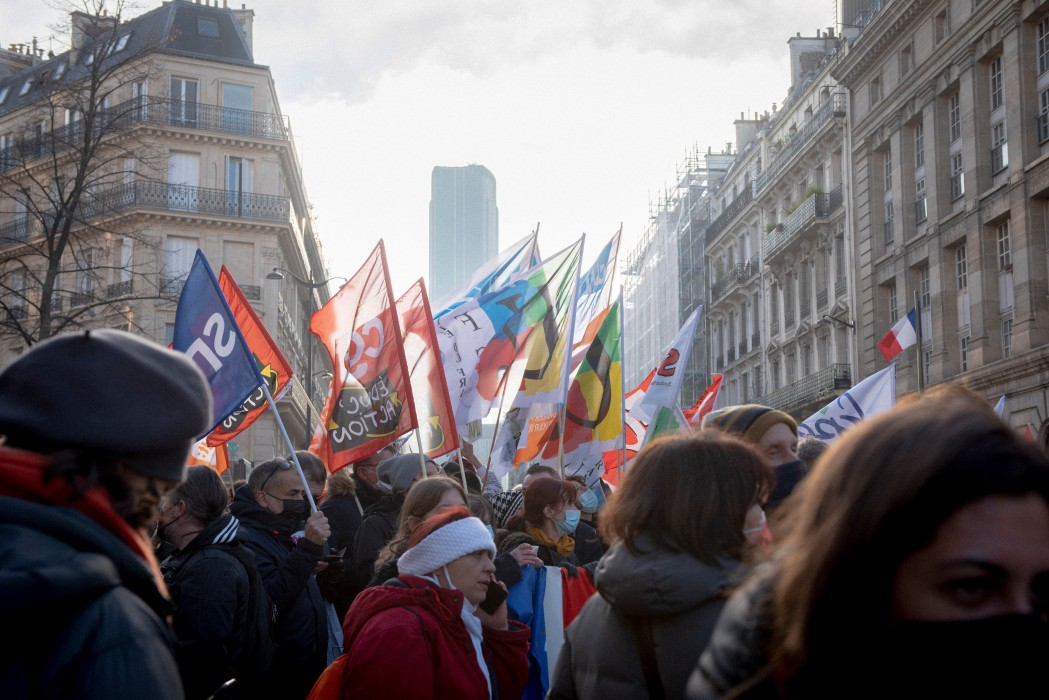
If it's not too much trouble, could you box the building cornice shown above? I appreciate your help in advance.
[832,0,935,87]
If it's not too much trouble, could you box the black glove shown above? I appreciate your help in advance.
[557,560,579,578]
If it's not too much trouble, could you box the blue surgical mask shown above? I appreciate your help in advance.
[556,508,581,536]
[485,524,496,540]
[577,489,600,514]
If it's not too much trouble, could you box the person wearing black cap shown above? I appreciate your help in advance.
[0,329,212,699]
[230,457,331,699]
[703,404,804,513]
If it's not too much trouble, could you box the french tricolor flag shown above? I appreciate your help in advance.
[878,308,918,361]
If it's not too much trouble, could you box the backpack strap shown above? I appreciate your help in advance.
[631,615,665,700]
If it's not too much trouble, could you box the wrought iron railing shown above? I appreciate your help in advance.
[835,278,846,297]
[758,363,851,412]
[763,185,843,260]
[710,253,760,301]
[705,186,754,245]
[107,280,133,299]
[752,93,846,195]
[84,180,290,222]
[70,291,95,307]
[0,96,290,174]
[817,288,828,310]
[0,217,39,244]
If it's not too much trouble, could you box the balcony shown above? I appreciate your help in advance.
[70,291,95,307]
[85,180,290,222]
[763,185,843,261]
[752,93,846,196]
[710,253,761,301]
[0,97,290,175]
[758,363,852,413]
[0,217,40,244]
[705,186,754,245]
[106,280,133,299]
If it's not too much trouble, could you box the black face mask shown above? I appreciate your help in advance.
[279,498,308,522]
[768,459,808,508]
[876,615,1049,697]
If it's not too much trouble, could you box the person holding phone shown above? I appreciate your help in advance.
[335,506,530,699]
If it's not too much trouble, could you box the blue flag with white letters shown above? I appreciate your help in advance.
[172,250,262,437]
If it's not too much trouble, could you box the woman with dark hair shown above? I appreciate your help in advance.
[511,477,582,567]
[549,432,772,699]
[159,466,274,699]
[688,385,1049,699]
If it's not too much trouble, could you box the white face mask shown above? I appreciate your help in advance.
[743,508,767,537]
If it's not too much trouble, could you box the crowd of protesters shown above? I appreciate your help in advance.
[2,329,1049,699]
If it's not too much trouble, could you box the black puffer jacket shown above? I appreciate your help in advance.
[0,495,183,700]
[686,563,777,700]
[230,487,327,699]
[161,514,275,700]
[350,496,400,586]
[550,533,740,700]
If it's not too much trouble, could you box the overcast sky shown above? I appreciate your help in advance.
[4,0,835,292]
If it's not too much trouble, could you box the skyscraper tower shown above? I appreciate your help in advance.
[428,164,499,302]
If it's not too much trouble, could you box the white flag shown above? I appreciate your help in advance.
[798,364,896,444]
[993,395,1006,417]
[632,305,703,423]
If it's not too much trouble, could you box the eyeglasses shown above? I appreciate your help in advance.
[258,460,293,493]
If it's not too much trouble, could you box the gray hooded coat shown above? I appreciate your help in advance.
[549,533,739,699]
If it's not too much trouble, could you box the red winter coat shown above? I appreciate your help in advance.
[338,575,529,699]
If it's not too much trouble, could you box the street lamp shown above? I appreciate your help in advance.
[266,266,345,448]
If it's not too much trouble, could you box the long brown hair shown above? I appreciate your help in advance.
[768,385,1049,690]
[600,431,771,564]
[374,476,467,571]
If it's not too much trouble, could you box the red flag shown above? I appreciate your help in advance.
[310,241,417,471]
[206,267,295,447]
[683,374,723,428]
[187,439,231,475]
[1026,423,1036,443]
[396,279,460,459]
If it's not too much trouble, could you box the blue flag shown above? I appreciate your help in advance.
[173,250,262,437]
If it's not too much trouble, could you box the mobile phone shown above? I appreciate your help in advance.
[478,580,508,614]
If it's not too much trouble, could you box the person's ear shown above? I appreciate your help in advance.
[254,489,269,508]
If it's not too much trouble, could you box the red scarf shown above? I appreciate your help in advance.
[0,447,169,597]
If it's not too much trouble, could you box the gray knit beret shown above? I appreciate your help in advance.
[0,329,211,482]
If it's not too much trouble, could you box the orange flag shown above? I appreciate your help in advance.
[310,241,417,471]
[188,438,231,475]
[683,374,723,429]
[206,267,294,447]
[396,279,460,459]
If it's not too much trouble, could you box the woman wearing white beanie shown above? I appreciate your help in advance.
[333,506,530,699]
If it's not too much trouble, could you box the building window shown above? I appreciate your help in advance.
[992,122,1008,173]
[956,246,967,291]
[1040,89,1049,144]
[948,93,961,142]
[883,147,893,192]
[1039,17,1049,75]
[960,335,969,372]
[169,77,199,127]
[914,122,925,168]
[915,178,927,223]
[990,57,1004,111]
[197,17,220,38]
[998,220,1011,270]
[950,153,965,200]
[920,266,931,309]
[0,86,8,104]
[888,281,898,324]
[870,76,882,105]
[900,46,913,76]
[935,7,950,42]
[1002,317,1013,358]
[19,79,32,97]
[884,202,895,246]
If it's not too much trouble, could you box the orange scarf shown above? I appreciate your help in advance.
[527,525,576,558]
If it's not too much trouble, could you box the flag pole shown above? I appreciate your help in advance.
[454,447,470,493]
[914,290,924,393]
[482,365,515,489]
[413,431,428,481]
[617,287,627,483]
